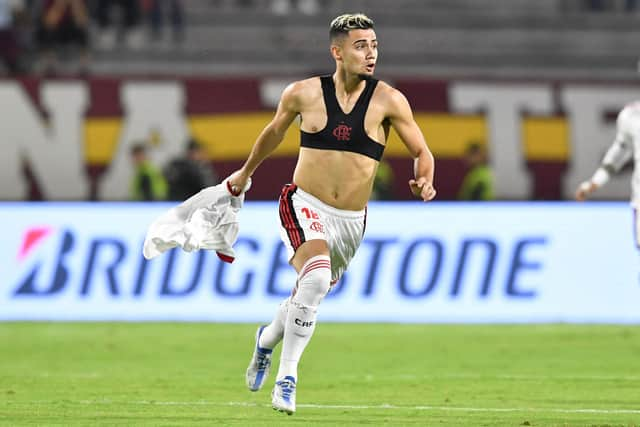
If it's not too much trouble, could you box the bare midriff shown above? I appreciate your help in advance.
[292,147,378,211]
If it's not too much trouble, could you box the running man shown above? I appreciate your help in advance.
[575,101,639,248]
[228,13,436,414]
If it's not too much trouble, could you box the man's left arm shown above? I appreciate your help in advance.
[387,88,436,201]
[575,108,634,201]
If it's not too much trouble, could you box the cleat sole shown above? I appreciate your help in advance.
[272,406,294,415]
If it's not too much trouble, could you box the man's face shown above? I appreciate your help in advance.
[334,29,378,78]
[190,147,207,161]
[132,151,145,165]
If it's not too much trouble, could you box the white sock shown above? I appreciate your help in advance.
[276,301,317,380]
[258,297,289,350]
[275,255,331,380]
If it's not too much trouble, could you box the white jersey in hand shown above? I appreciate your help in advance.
[143,178,251,262]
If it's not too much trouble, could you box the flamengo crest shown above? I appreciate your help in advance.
[332,123,352,141]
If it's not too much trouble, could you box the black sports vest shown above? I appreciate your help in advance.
[300,76,385,161]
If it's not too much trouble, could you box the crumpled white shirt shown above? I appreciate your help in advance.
[143,178,251,263]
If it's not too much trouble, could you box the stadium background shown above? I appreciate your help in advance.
[2,1,640,425]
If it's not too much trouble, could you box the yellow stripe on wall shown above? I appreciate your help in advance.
[85,118,122,164]
[386,113,488,157]
[189,113,301,159]
[83,113,570,164]
[522,117,569,161]
[190,112,490,160]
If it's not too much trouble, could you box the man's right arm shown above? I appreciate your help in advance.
[227,82,301,194]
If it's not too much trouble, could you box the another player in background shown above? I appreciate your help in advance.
[575,101,639,247]
[457,141,494,201]
[227,13,436,415]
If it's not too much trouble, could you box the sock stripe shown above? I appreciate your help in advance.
[301,259,330,272]
[301,263,331,279]
[300,260,331,278]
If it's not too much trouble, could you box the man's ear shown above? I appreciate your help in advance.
[330,44,342,61]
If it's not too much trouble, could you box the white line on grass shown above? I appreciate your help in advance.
[359,373,640,382]
[28,373,640,385]
[68,400,640,415]
[29,372,640,381]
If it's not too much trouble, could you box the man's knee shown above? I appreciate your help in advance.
[293,254,331,307]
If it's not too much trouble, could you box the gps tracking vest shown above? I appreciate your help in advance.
[300,76,385,161]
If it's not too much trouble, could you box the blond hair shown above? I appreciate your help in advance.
[329,13,374,41]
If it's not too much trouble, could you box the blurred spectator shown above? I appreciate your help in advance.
[144,0,184,44]
[35,0,90,75]
[164,139,218,201]
[371,159,395,200]
[582,0,637,11]
[94,0,143,50]
[235,0,254,7]
[130,142,168,201]
[0,0,25,75]
[271,0,319,15]
[457,141,494,201]
[583,0,610,10]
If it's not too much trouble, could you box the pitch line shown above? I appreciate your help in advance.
[33,373,640,381]
[360,373,640,382]
[69,400,640,415]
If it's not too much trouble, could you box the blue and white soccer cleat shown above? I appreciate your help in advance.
[271,376,296,415]
[245,325,272,392]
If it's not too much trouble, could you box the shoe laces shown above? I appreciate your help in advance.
[277,379,296,399]
[255,350,271,370]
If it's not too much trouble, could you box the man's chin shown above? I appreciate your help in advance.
[357,73,373,81]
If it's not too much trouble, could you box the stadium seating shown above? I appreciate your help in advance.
[90,0,640,80]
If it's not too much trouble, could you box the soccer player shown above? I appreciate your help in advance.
[575,101,639,247]
[227,13,436,414]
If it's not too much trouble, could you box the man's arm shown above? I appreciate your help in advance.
[575,112,634,201]
[227,82,301,194]
[386,88,436,201]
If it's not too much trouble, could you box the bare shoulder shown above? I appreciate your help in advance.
[282,77,322,105]
[373,80,411,116]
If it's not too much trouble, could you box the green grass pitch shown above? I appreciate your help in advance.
[1,323,639,426]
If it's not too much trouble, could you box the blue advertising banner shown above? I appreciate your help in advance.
[0,201,636,323]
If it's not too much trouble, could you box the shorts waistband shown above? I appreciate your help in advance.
[292,185,366,219]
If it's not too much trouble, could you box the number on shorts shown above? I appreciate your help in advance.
[301,207,319,219]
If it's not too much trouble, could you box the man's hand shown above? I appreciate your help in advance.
[226,170,251,197]
[409,177,436,202]
[575,181,597,201]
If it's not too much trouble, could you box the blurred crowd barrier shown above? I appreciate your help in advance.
[3,1,639,79]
